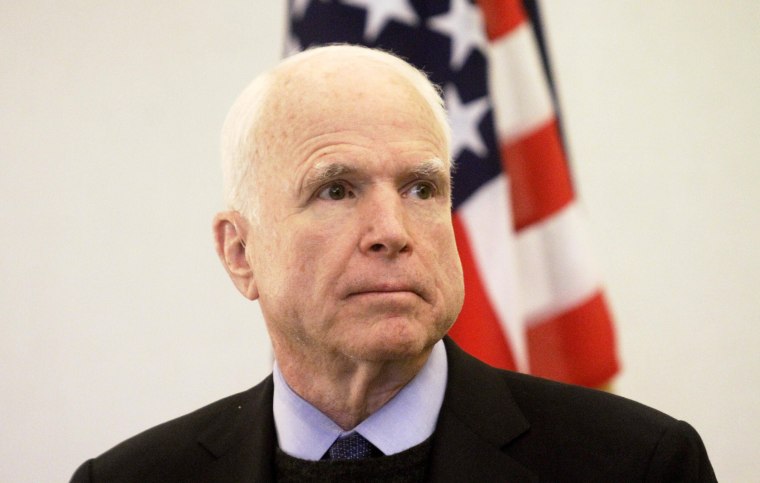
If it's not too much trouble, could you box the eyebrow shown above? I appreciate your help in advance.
[410,158,448,179]
[301,158,450,193]
[307,162,356,186]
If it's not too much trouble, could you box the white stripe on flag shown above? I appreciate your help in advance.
[486,22,554,142]
[458,173,528,371]
[516,203,601,325]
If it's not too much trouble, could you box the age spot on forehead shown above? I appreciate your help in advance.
[262,64,442,165]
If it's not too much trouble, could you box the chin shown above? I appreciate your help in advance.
[343,321,443,363]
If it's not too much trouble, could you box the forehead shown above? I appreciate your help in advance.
[256,55,448,168]
[271,55,420,111]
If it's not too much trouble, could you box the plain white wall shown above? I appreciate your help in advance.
[1,1,757,481]
[1,2,282,481]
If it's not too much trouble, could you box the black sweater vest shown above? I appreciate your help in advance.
[275,438,433,482]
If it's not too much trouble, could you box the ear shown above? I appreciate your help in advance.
[212,211,259,300]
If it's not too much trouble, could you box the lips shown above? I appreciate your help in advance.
[343,281,427,302]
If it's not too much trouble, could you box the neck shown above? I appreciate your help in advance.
[274,344,432,430]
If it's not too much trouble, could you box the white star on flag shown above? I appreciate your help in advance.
[290,0,312,20]
[444,83,490,160]
[341,0,418,42]
[284,32,302,57]
[292,0,331,20]
[427,0,487,70]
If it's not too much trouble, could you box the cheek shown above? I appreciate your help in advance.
[423,213,456,249]
[427,221,463,284]
[279,220,354,290]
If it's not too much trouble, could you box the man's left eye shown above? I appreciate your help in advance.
[407,182,436,200]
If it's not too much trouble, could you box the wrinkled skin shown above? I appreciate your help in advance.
[214,53,464,427]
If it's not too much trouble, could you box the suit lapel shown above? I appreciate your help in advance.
[189,340,535,481]
[196,376,277,482]
[427,338,537,482]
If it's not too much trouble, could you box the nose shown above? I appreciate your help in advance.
[358,188,412,257]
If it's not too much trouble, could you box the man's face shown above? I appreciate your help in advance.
[246,61,464,364]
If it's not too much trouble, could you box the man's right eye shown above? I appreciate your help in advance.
[316,182,354,201]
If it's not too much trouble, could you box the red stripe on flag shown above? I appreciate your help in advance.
[526,292,620,387]
[503,119,575,231]
[477,0,526,40]
[449,214,517,370]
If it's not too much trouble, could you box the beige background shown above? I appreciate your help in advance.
[2,1,758,481]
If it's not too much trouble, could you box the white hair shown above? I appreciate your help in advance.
[219,44,451,221]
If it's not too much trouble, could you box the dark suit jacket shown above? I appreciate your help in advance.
[71,338,716,482]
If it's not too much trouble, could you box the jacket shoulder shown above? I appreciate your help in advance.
[502,368,675,430]
[441,339,715,481]
[498,369,716,481]
[71,377,273,483]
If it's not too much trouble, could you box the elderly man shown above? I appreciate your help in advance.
[71,45,715,482]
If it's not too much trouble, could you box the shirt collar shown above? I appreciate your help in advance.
[272,340,448,460]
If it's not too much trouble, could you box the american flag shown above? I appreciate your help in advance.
[287,0,619,387]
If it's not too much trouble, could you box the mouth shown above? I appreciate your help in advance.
[345,283,426,301]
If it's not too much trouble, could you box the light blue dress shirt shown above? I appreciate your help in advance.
[272,340,448,460]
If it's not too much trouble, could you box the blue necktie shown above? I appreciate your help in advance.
[326,432,379,460]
